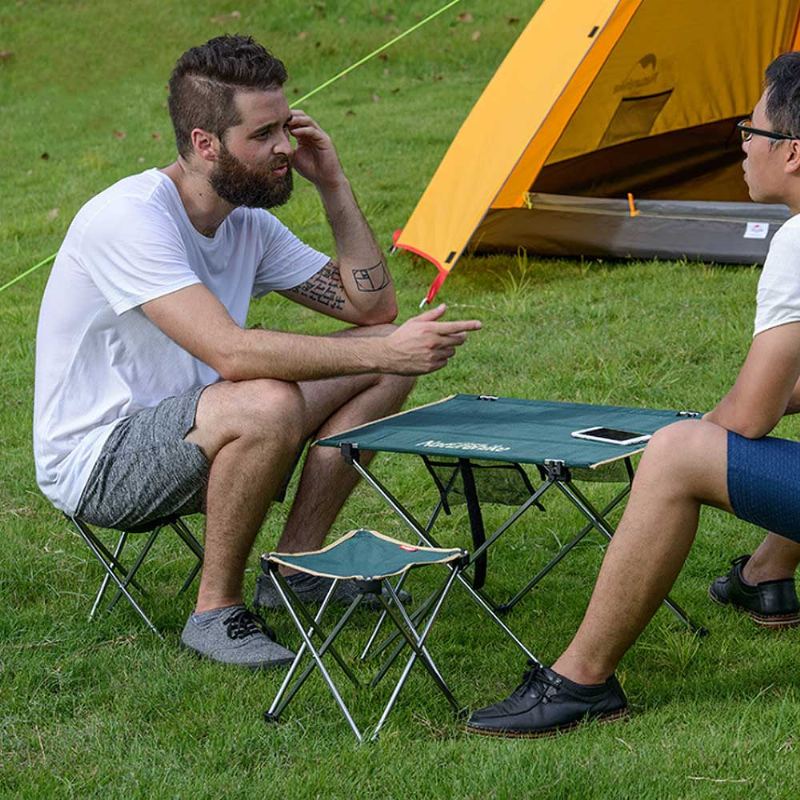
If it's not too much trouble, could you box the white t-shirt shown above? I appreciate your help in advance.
[33,168,328,514]
[754,213,800,337]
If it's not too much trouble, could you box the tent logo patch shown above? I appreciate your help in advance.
[744,222,769,239]
[614,53,659,94]
[416,439,511,453]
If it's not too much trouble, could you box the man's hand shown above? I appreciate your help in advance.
[289,110,344,190]
[379,304,482,375]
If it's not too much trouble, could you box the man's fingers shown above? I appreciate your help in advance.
[290,125,328,142]
[428,344,457,360]
[413,303,447,322]
[431,319,482,335]
[430,333,467,349]
[439,332,468,345]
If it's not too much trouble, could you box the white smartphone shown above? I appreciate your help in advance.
[570,427,652,446]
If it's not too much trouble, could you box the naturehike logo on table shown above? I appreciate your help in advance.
[415,439,511,453]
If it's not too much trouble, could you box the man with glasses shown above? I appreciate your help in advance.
[467,51,800,738]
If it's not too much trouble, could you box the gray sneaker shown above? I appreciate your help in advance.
[254,572,412,611]
[181,605,295,669]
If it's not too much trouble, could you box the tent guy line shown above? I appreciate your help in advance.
[0,0,464,298]
[0,254,55,295]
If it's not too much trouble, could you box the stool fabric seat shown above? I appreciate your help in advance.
[267,528,464,580]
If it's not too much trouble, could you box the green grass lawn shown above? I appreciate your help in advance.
[3,1,800,797]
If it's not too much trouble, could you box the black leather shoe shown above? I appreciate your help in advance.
[709,555,800,628]
[466,663,627,738]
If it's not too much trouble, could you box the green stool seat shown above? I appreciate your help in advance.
[262,528,468,742]
[268,528,465,580]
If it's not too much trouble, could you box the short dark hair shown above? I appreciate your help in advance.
[168,35,288,158]
[765,51,800,137]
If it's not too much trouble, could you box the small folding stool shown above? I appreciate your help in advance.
[68,514,204,638]
[262,528,469,742]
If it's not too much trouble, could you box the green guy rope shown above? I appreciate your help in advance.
[0,253,55,294]
[295,0,462,104]
[0,0,463,296]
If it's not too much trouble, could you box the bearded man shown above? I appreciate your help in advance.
[33,35,480,668]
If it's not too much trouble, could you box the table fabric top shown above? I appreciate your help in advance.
[316,394,695,469]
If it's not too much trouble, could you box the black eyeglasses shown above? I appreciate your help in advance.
[737,119,796,142]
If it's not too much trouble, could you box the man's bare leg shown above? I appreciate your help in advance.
[551,419,732,685]
[468,419,800,735]
[185,379,306,612]
[743,533,800,583]
[276,370,415,557]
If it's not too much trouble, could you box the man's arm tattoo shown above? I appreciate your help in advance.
[289,260,346,311]
[353,262,391,292]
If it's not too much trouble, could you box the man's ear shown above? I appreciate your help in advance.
[190,128,220,163]
[785,139,800,176]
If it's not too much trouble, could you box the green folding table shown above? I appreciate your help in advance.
[316,394,704,660]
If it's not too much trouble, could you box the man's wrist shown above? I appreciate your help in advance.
[316,174,351,197]
[365,336,390,373]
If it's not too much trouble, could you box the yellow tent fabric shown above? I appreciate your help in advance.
[396,0,800,302]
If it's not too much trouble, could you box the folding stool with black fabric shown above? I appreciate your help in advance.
[68,513,204,637]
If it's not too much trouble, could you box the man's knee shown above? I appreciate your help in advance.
[233,379,306,439]
[376,371,417,401]
[194,379,306,453]
[639,419,728,499]
[645,420,722,461]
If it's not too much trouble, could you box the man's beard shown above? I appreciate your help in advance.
[210,144,293,209]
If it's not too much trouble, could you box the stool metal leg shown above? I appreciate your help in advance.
[370,568,461,741]
[272,596,364,718]
[367,590,436,670]
[106,527,161,613]
[283,587,361,687]
[266,573,364,741]
[72,519,161,638]
[270,572,364,742]
[359,571,411,662]
[172,518,204,559]
[73,520,147,596]
[388,584,451,695]
[171,519,204,594]
[269,574,362,709]
[267,577,342,719]
[374,577,458,702]
[370,587,445,687]
[90,531,128,619]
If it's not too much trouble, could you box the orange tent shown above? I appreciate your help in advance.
[395,0,800,302]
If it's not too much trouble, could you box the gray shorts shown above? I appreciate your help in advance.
[75,388,210,530]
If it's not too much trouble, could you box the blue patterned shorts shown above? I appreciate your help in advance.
[728,431,800,541]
